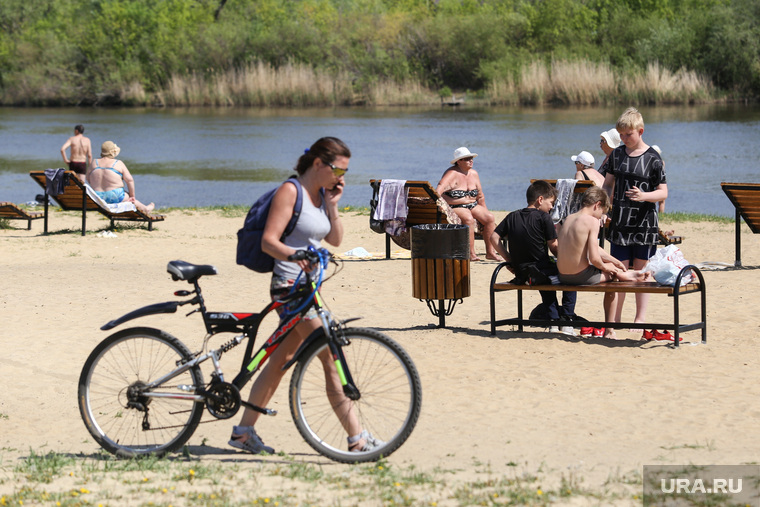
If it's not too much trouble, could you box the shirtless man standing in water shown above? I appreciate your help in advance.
[60,125,92,183]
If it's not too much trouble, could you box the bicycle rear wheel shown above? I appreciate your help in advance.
[289,327,422,463]
[78,327,205,457]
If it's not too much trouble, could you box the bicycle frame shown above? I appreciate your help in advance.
[101,249,359,416]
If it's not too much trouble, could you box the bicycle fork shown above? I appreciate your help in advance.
[316,307,361,401]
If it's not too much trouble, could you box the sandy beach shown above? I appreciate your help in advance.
[1,208,759,505]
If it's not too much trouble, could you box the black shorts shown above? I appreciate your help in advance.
[69,161,87,175]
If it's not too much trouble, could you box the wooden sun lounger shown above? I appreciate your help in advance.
[30,170,165,236]
[370,179,483,259]
[721,182,760,267]
[0,202,44,230]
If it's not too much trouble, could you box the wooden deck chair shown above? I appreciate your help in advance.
[0,202,44,230]
[721,182,760,267]
[369,180,483,259]
[30,170,166,236]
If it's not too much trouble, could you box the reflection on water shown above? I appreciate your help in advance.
[2,104,759,216]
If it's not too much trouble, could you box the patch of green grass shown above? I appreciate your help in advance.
[0,218,11,229]
[15,449,76,483]
[3,448,642,506]
[659,211,733,224]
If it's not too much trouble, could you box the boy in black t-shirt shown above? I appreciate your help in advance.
[490,180,578,335]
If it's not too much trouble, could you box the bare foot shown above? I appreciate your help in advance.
[485,254,504,262]
[604,329,619,339]
[470,256,481,261]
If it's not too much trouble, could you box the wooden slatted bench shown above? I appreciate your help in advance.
[369,179,483,259]
[721,182,760,267]
[0,202,44,230]
[488,262,706,348]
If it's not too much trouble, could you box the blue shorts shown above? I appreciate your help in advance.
[96,187,126,204]
[610,243,655,266]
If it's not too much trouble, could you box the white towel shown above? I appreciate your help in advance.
[373,179,408,220]
[84,183,137,214]
[550,179,577,224]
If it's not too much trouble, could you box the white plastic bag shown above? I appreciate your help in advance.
[643,244,693,286]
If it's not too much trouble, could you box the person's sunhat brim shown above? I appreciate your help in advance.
[451,147,478,164]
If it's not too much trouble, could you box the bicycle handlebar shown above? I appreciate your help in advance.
[287,247,332,269]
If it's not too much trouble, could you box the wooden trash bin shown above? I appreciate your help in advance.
[411,224,470,327]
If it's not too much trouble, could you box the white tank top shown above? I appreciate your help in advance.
[273,190,331,279]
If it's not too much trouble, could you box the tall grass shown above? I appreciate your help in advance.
[117,58,716,107]
[488,59,715,106]
[153,62,358,107]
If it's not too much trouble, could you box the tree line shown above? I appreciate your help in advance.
[1,0,757,106]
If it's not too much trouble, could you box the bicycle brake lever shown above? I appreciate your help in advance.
[186,308,199,317]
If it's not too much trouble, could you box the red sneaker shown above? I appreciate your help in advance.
[642,329,655,340]
[592,328,606,337]
[653,330,682,342]
[580,327,594,337]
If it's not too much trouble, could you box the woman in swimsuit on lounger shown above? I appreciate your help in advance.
[436,147,502,261]
[87,141,155,213]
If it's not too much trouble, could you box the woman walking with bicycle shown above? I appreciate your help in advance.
[230,137,379,455]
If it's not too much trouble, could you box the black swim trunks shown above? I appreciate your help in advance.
[69,161,87,175]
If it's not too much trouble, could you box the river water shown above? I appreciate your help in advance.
[2,104,759,217]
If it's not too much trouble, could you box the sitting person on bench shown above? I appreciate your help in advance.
[490,180,578,336]
[87,140,155,213]
[437,147,502,261]
[557,187,652,339]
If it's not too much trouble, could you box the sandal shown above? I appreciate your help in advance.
[347,430,384,452]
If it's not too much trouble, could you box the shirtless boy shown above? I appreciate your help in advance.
[557,187,651,338]
[60,125,92,183]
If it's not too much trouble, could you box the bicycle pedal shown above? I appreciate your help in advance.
[241,400,277,416]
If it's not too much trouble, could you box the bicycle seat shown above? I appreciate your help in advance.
[167,260,218,282]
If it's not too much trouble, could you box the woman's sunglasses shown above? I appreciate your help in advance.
[328,163,348,177]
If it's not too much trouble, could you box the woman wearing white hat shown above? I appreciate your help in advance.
[436,147,502,261]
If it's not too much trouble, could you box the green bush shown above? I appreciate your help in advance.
[0,0,757,105]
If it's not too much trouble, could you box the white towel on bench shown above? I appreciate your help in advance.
[373,179,408,220]
[84,183,138,214]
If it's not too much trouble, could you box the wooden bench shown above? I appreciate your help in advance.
[721,182,760,267]
[369,180,482,259]
[30,170,165,236]
[488,262,706,348]
[0,202,44,230]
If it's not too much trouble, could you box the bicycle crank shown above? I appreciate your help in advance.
[204,381,241,419]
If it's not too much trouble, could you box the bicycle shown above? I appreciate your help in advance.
[78,247,422,463]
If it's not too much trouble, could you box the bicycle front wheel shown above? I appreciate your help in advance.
[289,327,422,463]
[78,327,205,457]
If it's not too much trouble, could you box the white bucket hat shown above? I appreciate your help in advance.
[600,128,621,149]
[571,150,595,167]
[451,147,478,164]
